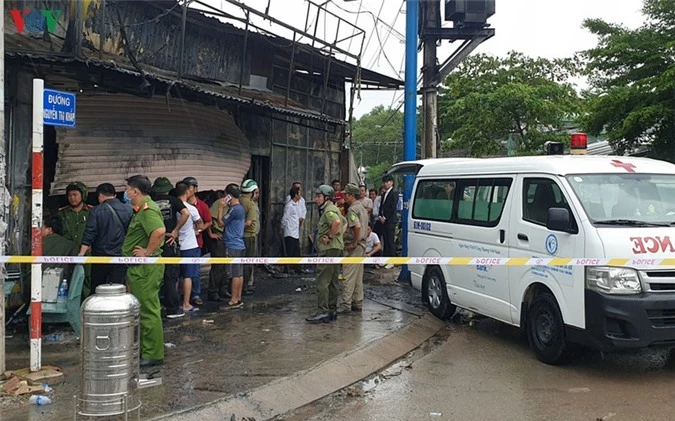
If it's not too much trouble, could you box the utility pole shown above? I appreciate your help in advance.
[420,0,496,158]
[0,0,6,374]
[400,0,419,283]
[422,1,440,159]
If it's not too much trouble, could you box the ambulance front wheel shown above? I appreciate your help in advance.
[526,291,574,365]
[423,267,456,320]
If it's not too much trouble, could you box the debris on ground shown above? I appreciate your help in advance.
[202,319,214,325]
[0,373,52,396]
[165,343,177,348]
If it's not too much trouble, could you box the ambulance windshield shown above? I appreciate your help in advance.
[566,174,675,225]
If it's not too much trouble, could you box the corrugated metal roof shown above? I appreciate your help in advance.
[51,94,251,195]
[6,45,346,126]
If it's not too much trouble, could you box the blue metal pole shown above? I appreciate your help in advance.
[399,0,418,282]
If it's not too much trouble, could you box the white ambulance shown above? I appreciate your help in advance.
[394,151,675,364]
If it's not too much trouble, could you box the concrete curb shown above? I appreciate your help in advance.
[150,314,445,421]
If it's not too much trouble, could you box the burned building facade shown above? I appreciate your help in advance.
[3,0,401,259]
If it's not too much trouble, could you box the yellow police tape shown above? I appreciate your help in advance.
[3,256,675,266]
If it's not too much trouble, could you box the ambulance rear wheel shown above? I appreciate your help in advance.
[423,267,456,320]
[526,291,573,365]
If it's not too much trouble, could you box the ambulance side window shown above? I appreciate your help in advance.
[523,178,575,228]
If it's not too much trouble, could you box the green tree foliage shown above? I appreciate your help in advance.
[582,0,675,161]
[438,52,581,157]
[351,105,404,185]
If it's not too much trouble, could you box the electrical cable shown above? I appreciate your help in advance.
[330,0,404,43]
[359,0,385,60]
[366,0,404,70]
[371,24,400,76]
[347,0,363,51]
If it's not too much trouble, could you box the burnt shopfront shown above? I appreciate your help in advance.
[3,0,401,262]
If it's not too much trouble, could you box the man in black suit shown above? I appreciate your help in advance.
[378,175,398,268]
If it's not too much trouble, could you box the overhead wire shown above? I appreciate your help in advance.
[357,0,386,61]
[347,0,363,52]
[366,0,405,70]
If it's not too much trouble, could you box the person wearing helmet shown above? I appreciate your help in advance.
[240,179,260,295]
[307,184,344,324]
[59,181,93,295]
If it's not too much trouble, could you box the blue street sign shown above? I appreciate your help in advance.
[43,89,76,127]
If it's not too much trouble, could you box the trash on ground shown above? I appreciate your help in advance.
[29,395,53,405]
[262,329,271,332]
[43,334,63,342]
[202,319,214,325]
[295,287,302,292]
[164,343,177,348]
[430,412,443,417]
[0,374,52,396]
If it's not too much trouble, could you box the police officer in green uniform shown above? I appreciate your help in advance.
[58,182,92,246]
[307,184,344,324]
[122,175,166,367]
[58,182,93,295]
[42,214,79,278]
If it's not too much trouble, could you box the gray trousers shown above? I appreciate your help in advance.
[244,236,257,288]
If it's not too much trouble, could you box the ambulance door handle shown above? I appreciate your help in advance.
[499,230,505,244]
[517,233,529,242]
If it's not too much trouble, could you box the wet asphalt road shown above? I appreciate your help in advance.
[1,267,420,420]
[282,317,675,421]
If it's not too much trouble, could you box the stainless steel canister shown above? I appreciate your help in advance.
[78,284,141,416]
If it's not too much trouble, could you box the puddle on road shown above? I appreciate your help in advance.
[278,326,454,420]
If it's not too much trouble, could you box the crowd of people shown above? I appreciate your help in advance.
[40,173,401,366]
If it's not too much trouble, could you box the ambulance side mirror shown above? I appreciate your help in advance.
[547,208,574,233]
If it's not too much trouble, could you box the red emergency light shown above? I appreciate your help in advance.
[570,133,587,155]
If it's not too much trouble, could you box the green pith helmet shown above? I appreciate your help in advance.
[66,182,88,198]
[343,183,360,196]
[152,177,173,194]
[241,179,258,193]
[314,184,334,200]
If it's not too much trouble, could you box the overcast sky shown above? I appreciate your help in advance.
[202,0,646,117]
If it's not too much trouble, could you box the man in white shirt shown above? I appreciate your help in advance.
[174,183,203,312]
[285,181,306,232]
[282,185,303,274]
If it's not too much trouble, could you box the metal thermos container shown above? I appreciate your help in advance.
[78,284,141,416]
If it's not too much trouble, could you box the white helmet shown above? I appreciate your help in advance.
[241,179,258,193]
